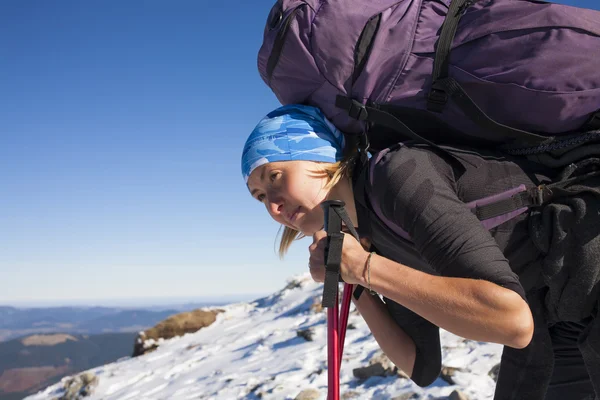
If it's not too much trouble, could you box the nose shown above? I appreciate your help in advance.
[266,195,284,218]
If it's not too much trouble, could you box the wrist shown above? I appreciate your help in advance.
[353,250,370,286]
[365,252,378,294]
[356,251,376,290]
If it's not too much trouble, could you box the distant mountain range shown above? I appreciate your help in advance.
[0,332,136,400]
[0,303,227,342]
[0,303,237,400]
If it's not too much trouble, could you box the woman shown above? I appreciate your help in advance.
[241,104,600,400]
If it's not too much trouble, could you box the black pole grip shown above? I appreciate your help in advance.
[321,200,345,308]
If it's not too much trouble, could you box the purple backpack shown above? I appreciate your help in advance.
[257,0,600,156]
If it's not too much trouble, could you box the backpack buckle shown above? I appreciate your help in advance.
[348,100,368,121]
[427,81,448,113]
[529,185,553,206]
[335,96,369,121]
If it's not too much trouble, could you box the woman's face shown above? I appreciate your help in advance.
[247,160,330,235]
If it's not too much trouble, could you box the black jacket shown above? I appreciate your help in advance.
[352,143,600,398]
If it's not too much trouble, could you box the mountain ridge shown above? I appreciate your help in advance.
[25,274,503,400]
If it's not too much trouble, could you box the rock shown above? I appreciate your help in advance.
[133,308,223,356]
[353,351,407,380]
[249,383,262,394]
[297,328,314,342]
[58,372,98,400]
[449,389,469,400]
[440,366,462,385]
[310,296,323,314]
[370,352,397,373]
[133,334,159,356]
[489,363,501,382]
[284,279,303,291]
[353,363,387,380]
[391,392,419,400]
[294,388,320,400]
[342,390,361,399]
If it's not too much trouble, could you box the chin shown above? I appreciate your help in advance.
[292,216,322,236]
[301,224,322,237]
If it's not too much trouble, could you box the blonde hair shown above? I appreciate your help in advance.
[277,145,358,258]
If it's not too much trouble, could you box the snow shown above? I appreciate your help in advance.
[25,274,503,400]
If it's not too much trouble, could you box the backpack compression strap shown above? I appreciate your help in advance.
[426,0,549,145]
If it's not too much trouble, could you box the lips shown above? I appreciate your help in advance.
[288,207,300,224]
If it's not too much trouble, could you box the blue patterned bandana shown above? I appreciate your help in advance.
[241,104,345,183]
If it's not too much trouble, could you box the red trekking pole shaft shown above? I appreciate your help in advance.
[338,283,353,366]
[327,291,340,400]
[327,284,352,400]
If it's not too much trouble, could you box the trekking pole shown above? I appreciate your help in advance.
[327,292,340,400]
[321,200,360,400]
[321,200,344,400]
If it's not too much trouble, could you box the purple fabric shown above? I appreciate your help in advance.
[466,184,529,230]
[258,0,600,138]
[366,150,529,241]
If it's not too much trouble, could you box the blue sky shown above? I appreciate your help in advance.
[1,0,598,306]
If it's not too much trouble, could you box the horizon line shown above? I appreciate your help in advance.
[0,293,269,308]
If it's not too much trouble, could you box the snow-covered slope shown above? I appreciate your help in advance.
[26,274,503,400]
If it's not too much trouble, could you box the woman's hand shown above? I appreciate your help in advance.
[308,230,370,285]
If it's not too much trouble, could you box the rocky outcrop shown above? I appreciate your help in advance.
[54,372,98,400]
[132,308,223,357]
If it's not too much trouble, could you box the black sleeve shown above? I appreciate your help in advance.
[374,145,527,300]
[384,299,442,387]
